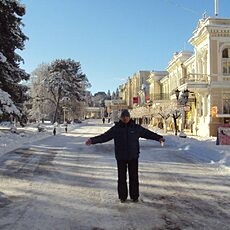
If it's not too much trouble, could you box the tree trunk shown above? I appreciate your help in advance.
[52,87,61,124]
[163,119,167,133]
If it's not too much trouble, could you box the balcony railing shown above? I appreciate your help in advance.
[180,73,209,85]
[152,93,170,100]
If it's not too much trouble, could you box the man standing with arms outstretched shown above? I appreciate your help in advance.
[85,109,165,203]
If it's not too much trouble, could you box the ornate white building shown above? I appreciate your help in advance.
[120,16,230,137]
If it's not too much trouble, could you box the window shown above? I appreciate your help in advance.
[223,93,230,114]
[222,48,230,75]
[222,48,229,58]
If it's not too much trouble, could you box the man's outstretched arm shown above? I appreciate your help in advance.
[85,127,114,145]
[139,126,165,145]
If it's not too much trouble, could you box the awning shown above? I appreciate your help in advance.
[216,114,230,118]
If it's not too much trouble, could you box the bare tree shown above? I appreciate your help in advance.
[152,102,180,134]
[29,63,56,122]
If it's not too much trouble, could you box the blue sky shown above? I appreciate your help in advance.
[19,0,230,94]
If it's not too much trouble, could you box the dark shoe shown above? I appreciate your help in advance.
[132,199,139,202]
[120,199,126,203]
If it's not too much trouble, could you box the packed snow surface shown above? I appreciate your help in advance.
[0,120,229,230]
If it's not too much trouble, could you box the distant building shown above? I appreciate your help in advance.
[119,71,151,108]
[104,99,128,122]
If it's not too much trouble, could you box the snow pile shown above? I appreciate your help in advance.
[144,125,229,169]
[163,134,230,169]
[0,122,80,157]
[0,125,51,157]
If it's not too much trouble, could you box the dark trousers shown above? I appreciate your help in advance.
[117,159,139,200]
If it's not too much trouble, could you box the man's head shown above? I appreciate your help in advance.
[120,109,131,124]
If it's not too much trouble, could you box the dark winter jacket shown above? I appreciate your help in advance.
[90,119,163,160]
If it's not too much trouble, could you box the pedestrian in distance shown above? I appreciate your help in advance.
[53,122,58,136]
[85,109,165,203]
[65,126,67,133]
[53,127,56,136]
[102,117,105,124]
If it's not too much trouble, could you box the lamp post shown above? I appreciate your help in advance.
[63,106,68,123]
[175,89,190,138]
[61,96,70,123]
[175,89,180,101]
[35,95,45,123]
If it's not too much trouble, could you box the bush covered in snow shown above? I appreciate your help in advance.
[0,89,21,116]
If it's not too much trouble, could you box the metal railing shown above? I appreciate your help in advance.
[180,73,209,85]
[152,93,170,100]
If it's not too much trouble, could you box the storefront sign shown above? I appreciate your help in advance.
[133,97,138,104]
[216,124,230,145]
[211,106,218,117]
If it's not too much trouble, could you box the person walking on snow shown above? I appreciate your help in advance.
[85,109,165,203]
[65,124,68,133]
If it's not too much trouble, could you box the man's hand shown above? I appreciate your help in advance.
[85,139,92,145]
[159,138,165,147]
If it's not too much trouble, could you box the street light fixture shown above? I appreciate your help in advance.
[175,89,190,138]
[61,96,70,123]
[35,95,45,123]
[183,89,190,100]
[175,89,180,100]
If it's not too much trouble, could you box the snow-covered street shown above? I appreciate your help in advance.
[0,120,230,230]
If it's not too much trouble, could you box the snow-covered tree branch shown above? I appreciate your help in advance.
[0,0,30,119]
[0,89,21,116]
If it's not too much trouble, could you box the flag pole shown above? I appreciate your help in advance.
[215,0,218,17]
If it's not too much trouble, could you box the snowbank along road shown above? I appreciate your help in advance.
[0,120,229,230]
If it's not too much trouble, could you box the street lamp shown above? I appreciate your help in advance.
[183,89,190,100]
[61,96,70,123]
[63,106,68,123]
[175,89,190,138]
[35,95,45,123]
[175,89,180,100]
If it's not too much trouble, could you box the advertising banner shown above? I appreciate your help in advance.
[133,97,138,104]
[145,95,150,102]
[216,124,230,145]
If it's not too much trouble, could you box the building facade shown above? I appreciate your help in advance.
[179,16,230,136]
[120,71,151,108]
[119,16,230,137]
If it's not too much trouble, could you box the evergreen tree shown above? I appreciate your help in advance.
[111,91,116,100]
[115,88,120,99]
[44,59,89,123]
[0,88,21,116]
[107,90,111,100]
[0,0,29,117]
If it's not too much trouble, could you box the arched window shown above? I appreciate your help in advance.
[223,93,230,114]
[222,48,230,75]
[222,48,229,58]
